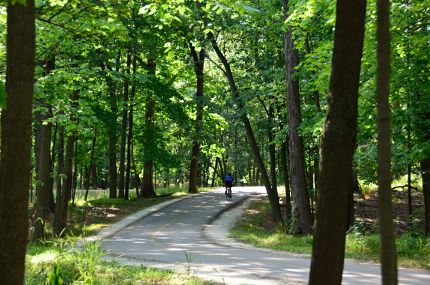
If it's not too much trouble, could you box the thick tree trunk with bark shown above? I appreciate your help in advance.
[308,0,366,283]
[284,0,313,234]
[376,0,398,282]
[210,37,283,224]
[0,1,35,282]
[188,44,205,193]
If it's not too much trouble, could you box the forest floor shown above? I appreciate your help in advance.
[231,189,430,269]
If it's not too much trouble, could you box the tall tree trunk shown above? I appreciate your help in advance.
[0,1,35,282]
[211,157,218,187]
[61,90,79,228]
[72,139,78,204]
[33,106,52,241]
[376,0,398,282]
[125,53,137,199]
[53,124,65,235]
[284,0,313,234]
[108,78,118,199]
[188,44,205,193]
[268,104,278,196]
[142,60,157,198]
[48,122,57,213]
[280,139,292,220]
[119,49,131,198]
[210,37,282,224]
[85,129,96,201]
[33,56,55,241]
[421,159,430,235]
[309,0,366,283]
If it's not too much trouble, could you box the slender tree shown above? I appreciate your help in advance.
[0,0,36,282]
[376,0,398,282]
[188,43,205,194]
[210,36,283,224]
[284,0,313,234]
[309,0,367,283]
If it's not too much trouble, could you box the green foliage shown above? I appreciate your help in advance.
[232,197,430,268]
[26,240,208,285]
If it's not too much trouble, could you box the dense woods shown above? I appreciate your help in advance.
[0,0,429,284]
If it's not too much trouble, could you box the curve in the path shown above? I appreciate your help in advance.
[101,186,430,285]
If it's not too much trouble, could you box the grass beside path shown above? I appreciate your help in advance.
[229,197,430,269]
[26,187,217,285]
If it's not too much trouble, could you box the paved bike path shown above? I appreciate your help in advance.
[100,187,430,285]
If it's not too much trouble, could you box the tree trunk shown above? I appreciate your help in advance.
[211,157,218,187]
[119,49,131,199]
[61,90,79,228]
[268,104,278,196]
[48,122,57,213]
[308,0,366,283]
[108,78,118,199]
[33,106,52,241]
[284,0,313,234]
[210,37,282,224]
[125,53,137,199]
[85,130,96,201]
[0,1,35,282]
[72,139,78,204]
[53,124,65,235]
[188,45,205,193]
[421,159,430,235]
[376,0,398,282]
[142,60,157,198]
[280,139,292,220]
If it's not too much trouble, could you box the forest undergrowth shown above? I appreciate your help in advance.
[229,188,430,269]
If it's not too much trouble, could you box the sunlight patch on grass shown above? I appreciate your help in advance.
[230,197,430,269]
[29,250,58,264]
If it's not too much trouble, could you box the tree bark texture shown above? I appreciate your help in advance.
[210,37,283,224]
[308,0,366,283]
[376,0,398,282]
[284,0,313,234]
[188,44,205,194]
[0,1,35,283]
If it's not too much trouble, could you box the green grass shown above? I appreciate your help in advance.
[230,198,430,269]
[26,240,214,285]
[27,187,216,285]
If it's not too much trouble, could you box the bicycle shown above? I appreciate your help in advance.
[225,186,232,200]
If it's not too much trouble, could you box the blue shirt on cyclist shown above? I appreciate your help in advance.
[225,173,234,187]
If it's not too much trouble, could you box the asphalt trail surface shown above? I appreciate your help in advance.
[101,187,430,284]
